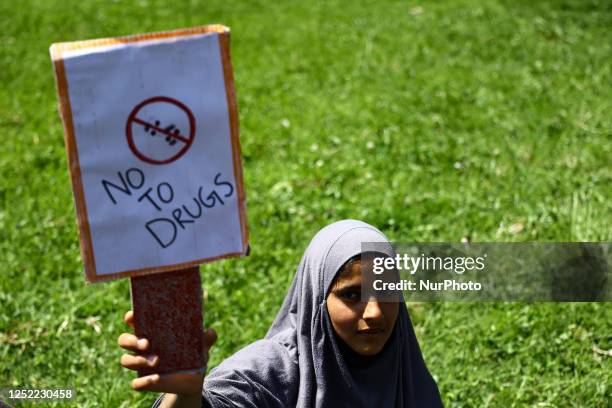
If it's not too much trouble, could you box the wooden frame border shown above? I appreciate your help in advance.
[50,25,249,283]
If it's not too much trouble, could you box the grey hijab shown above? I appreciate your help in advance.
[175,220,442,407]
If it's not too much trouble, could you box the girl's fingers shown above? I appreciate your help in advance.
[124,310,135,329]
[203,328,217,348]
[202,328,217,366]
[131,374,161,391]
[120,353,158,370]
[118,332,149,352]
[131,372,204,394]
[121,315,213,395]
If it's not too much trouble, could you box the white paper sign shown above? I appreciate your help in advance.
[51,26,248,282]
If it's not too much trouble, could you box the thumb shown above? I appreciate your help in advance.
[203,328,217,349]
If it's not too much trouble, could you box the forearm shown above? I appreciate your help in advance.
[157,393,202,408]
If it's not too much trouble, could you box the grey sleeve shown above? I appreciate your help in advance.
[150,340,297,408]
[201,340,298,408]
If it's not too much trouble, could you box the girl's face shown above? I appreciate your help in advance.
[326,258,399,356]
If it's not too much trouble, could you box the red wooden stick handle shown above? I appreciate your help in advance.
[130,267,205,377]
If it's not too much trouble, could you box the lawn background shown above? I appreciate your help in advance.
[0,0,610,406]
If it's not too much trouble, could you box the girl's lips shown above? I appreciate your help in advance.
[357,328,384,334]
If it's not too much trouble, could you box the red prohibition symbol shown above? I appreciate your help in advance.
[126,96,196,165]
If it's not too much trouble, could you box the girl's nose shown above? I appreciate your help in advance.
[362,300,384,323]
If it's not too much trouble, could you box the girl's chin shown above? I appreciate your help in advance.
[352,342,386,356]
[350,332,391,355]
[354,346,383,356]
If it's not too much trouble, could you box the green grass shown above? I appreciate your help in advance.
[1,0,611,406]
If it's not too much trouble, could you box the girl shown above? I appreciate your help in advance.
[119,220,443,407]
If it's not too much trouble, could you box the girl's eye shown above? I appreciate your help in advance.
[340,290,360,301]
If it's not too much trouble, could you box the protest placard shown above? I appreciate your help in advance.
[50,26,248,282]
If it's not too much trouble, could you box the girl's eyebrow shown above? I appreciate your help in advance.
[333,282,361,292]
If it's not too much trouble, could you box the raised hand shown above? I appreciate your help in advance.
[118,310,217,395]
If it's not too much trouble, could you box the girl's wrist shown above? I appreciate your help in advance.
[159,392,202,408]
